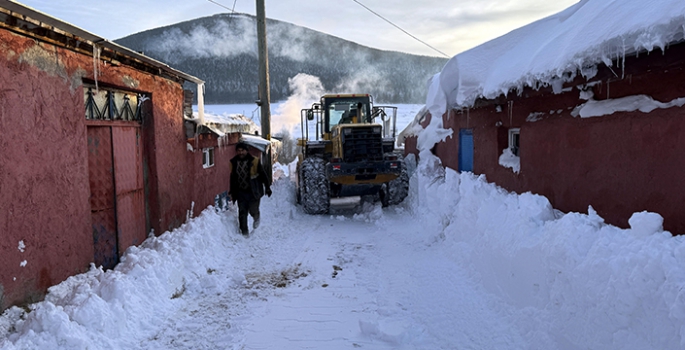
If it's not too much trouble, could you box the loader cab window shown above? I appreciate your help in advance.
[329,104,346,126]
[326,99,370,131]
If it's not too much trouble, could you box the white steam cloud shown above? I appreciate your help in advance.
[273,73,325,134]
[335,67,391,98]
[148,15,312,63]
[274,70,398,135]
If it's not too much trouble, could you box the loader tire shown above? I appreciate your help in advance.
[381,158,409,207]
[299,157,330,214]
[296,163,302,204]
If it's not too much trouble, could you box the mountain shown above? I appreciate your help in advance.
[115,13,448,104]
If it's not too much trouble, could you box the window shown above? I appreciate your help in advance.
[508,128,520,157]
[202,148,215,168]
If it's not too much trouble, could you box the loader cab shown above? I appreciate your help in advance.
[323,95,372,133]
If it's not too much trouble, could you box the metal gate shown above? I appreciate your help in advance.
[88,126,119,269]
[87,125,145,270]
[112,127,145,253]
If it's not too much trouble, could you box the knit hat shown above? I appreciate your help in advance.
[235,142,249,151]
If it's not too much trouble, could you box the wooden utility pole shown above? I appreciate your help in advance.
[256,0,272,182]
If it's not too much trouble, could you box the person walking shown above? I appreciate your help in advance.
[229,142,272,236]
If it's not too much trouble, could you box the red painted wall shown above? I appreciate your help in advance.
[407,44,685,234]
[0,25,239,309]
[185,132,243,218]
[0,31,93,308]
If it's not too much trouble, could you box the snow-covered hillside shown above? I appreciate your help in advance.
[116,13,446,104]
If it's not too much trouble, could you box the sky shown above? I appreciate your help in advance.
[15,0,578,57]
[2,141,685,349]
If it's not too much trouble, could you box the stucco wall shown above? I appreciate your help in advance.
[0,30,93,308]
[0,26,210,309]
[187,133,242,218]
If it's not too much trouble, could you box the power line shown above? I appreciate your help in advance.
[351,0,450,58]
[206,0,238,14]
[204,0,449,58]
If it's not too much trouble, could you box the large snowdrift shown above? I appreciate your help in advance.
[411,153,685,349]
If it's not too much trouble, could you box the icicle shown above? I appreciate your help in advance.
[197,83,205,126]
[92,43,101,93]
[621,38,626,79]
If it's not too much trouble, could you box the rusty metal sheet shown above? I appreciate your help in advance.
[112,126,146,251]
[87,126,119,270]
[90,210,118,270]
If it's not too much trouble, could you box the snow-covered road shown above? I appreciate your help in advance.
[3,155,685,349]
[140,178,525,349]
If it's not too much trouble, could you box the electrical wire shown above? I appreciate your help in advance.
[204,0,449,58]
[206,0,238,15]
[351,0,450,58]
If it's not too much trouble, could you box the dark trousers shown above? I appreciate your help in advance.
[237,197,260,234]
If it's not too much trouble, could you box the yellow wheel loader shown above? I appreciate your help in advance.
[296,94,409,214]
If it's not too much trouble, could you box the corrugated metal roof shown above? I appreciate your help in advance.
[0,0,204,85]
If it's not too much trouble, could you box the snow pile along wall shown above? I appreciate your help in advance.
[426,0,685,119]
[412,153,685,349]
[0,211,241,349]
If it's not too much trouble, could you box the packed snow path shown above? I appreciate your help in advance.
[141,182,524,349]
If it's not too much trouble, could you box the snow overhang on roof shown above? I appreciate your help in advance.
[0,0,204,85]
[196,124,224,137]
[240,134,272,153]
[397,105,428,144]
[426,0,685,119]
[191,112,258,135]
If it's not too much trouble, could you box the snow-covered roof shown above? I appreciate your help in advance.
[240,133,273,153]
[397,105,428,147]
[426,0,685,118]
[192,111,259,135]
[1,1,204,85]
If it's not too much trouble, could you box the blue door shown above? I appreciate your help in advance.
[458,129,474,172]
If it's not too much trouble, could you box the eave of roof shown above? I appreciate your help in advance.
[0,0,203,85]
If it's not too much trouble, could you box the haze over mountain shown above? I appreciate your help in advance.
[115,13,448,104]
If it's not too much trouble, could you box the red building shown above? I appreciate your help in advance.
[0,3,247,310]
[404,3,685,234]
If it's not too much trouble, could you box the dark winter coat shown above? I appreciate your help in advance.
[229,153,271,202]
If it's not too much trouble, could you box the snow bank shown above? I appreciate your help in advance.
[0,209,241,349]
[426,0,685,118]
[412,153,685,349]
